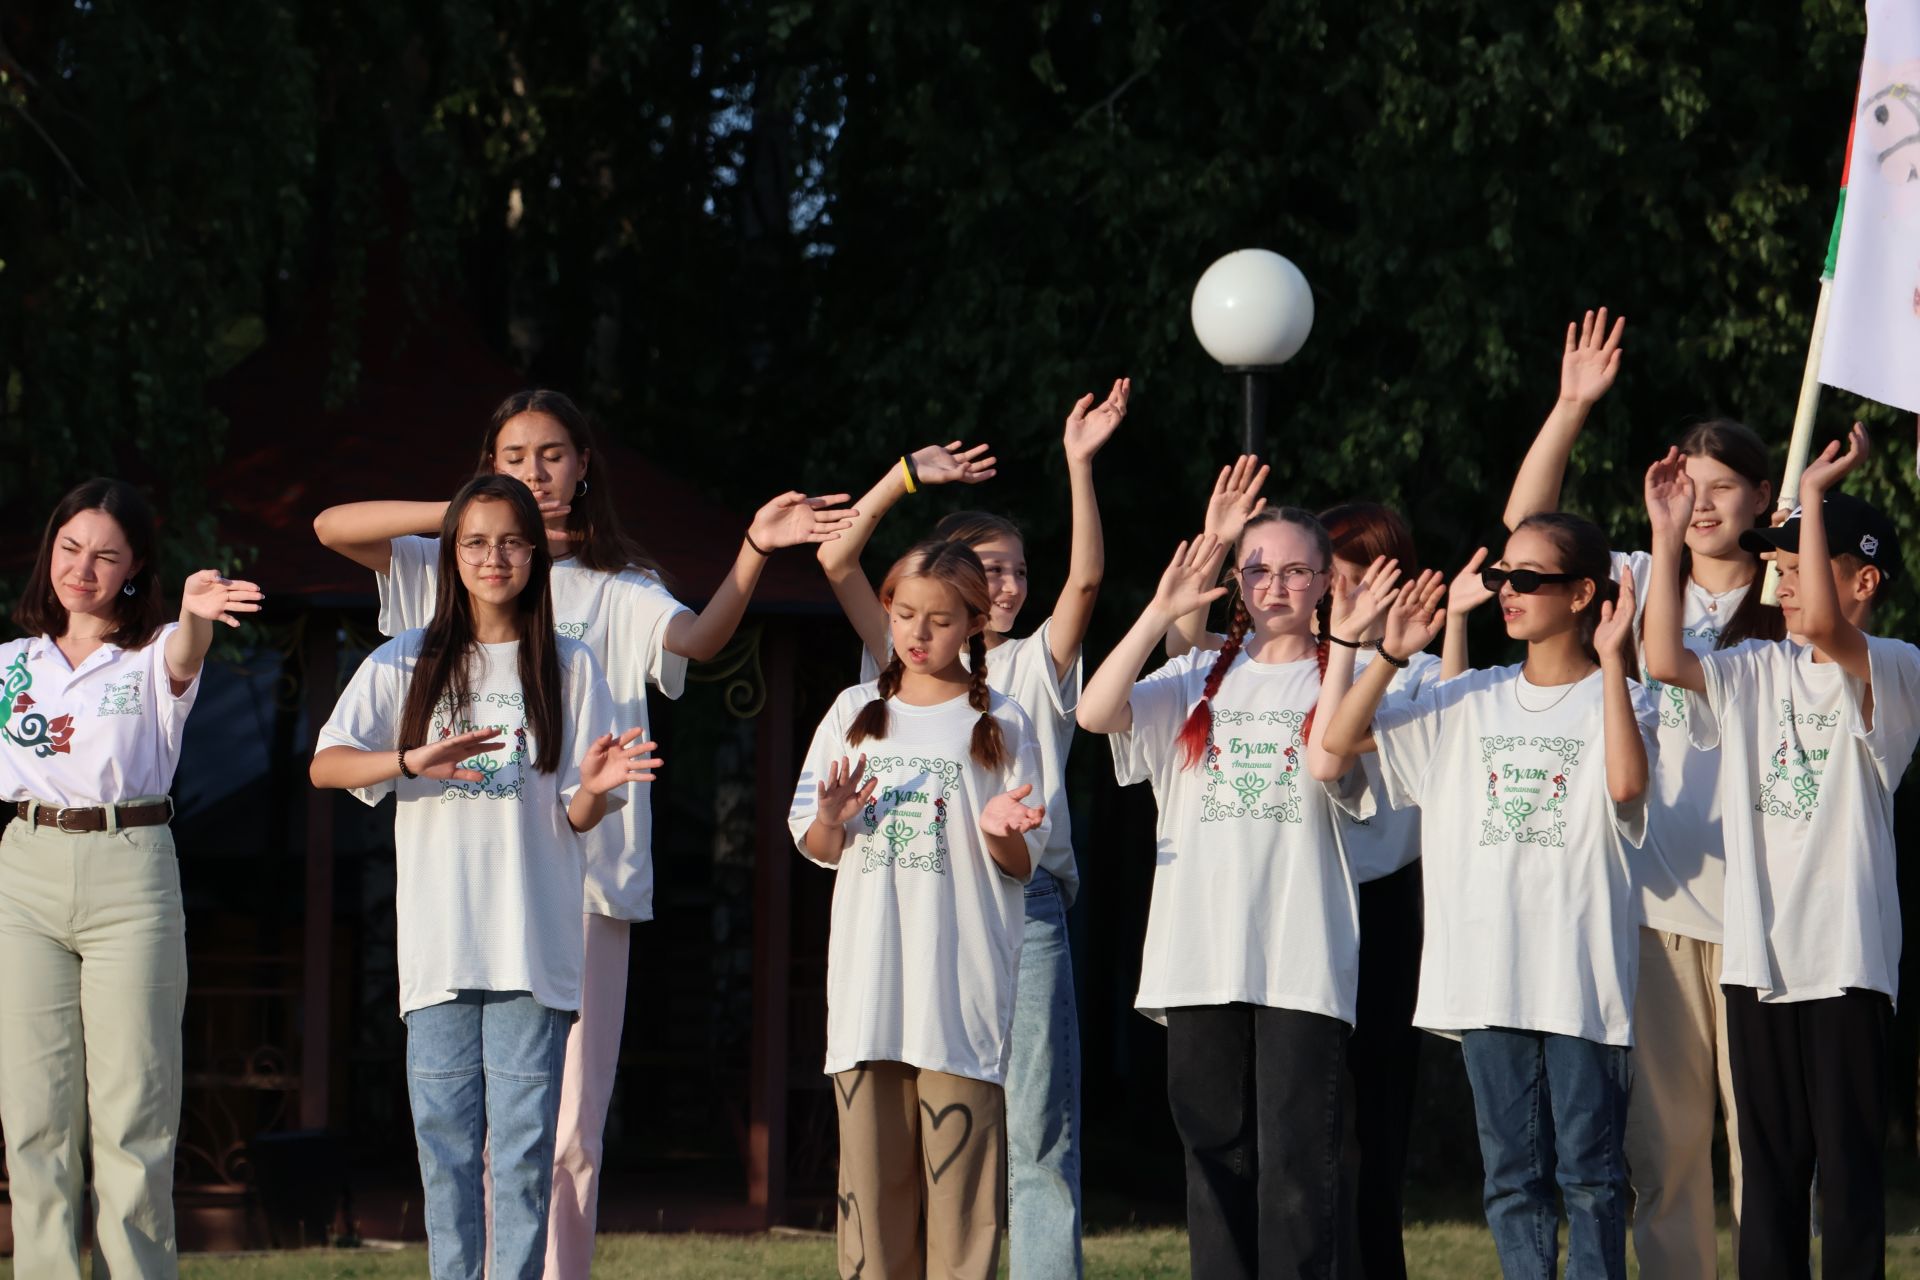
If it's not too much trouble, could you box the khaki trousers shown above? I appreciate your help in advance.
[0,816,187,1279]
[1625,927,1742,1278]
[834,1061,1006,1280]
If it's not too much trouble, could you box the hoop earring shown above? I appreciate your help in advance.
[575,479,590,498]
[122,582,136,597]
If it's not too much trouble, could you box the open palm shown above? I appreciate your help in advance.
[181,570,265,628]
[1593,573,1637,664]
[816,754,877,827]
[1448,548,1494,617]
[1063,377,1130,463]
[410,728,507,783]
[910,441,997,486]
[1383,571,1447,657]
[1643,448,1696,539]
[980,784,1045,837]
[1561,307,1625,405]
[1204,455,1269,544]
[749,491,858,549]
[1150,535,1230,621]
[580,728,664,795]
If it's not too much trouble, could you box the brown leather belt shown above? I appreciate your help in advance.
[14,799,174,833]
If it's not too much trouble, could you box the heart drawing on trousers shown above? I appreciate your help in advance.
[836,1188,865,1279]
[920,1100,974,1183]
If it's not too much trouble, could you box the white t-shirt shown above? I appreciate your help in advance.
[316,632,621,1016]
[1366,664,1658,1047]
[787,686,1046,1086]
[1110,648,1362,1026]
[379,535,690,921]
[1695,636,1920,1003]
[0,627,201,805]
[861,620,1083,902]
[1616,548,1748,941]
[1342,649,1441,883]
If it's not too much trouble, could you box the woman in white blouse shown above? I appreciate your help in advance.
[0,477,261,1280]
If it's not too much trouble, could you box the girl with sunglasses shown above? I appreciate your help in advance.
[1312,512,1656,1280]
[1499,311,1782,1271]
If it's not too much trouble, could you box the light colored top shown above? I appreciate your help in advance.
[861,618,1083,903]
[0,625,201,806]
[788,686,1045,1086]
[380,535,690,921]
[1695,637,1920,1004]
[1342,648,1442,882]
[1366,664,1658,1047]
[1110,649,1361,1026]
[317,632,621,1016]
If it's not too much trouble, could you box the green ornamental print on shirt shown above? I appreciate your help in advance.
[1480,734,1584,848]
[0,652,75,757]
[96,672,144,717]
[1642,622,1720,730]
[857,755,963,874]
[555,622,587,639]
[1757,697,1840,820]
[1200,709,1307,824]
[434,691,529,802]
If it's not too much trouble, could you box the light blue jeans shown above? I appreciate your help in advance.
[404,991,572,1280]
[1005,868,1083,1279]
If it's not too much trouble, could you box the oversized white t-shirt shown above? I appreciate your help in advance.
[1341,649,1441,883]
[380,535,690,921]
[1695,636,1920,1003]
[1367,665,1658,1046]
[317,632,620,1016]
[860,618,1083,903]
[1110,649,1362,1026]
[1616,548,1749,941]
[0,626,201,805]
[788,686,1046,1086]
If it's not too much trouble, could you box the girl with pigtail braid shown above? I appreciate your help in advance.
[1079,505,1380,1278]
[791,538,1042,1280]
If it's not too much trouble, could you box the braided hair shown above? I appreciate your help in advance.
[846,539,1008,770]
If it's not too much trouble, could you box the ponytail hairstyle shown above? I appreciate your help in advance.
[398,475,565,772]
[1674,418,1787,649]
[1511,512,1631,671]
[1299,502,1419,740]
[1175,507,1332,769]
[846,538,1007,770]
[479,390,666,579]
[14,478,168,649]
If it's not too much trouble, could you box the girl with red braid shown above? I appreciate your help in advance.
[1078,508,1375,1278]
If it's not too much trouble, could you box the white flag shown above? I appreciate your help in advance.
[1820,0,1920,415]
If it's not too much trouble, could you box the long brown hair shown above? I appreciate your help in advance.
[480,390,665,578]
[14,478,168,649]
[1176,508,1332,768]
[1674,418,1786,649]
[847,539,1007,770]
[397,476,565,773]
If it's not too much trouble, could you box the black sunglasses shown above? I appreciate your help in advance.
[1481,567,1582,594]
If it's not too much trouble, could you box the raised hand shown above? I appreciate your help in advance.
[1204,455,1270,545]
[1148,534,1231,622]
[579,727,664,795]
[406,727,508,783]
[1642,447,1696,540]
[1064,377,1131,464]
[1800,422,1870,499]
[1448,547,1494,617]
[748,491,859,549]
[1382,569,1448,658]
[910,441,997,486]
[1594,571,1637,666]
[181,570,265,628]
[1329,556,1403,643]
[815,753,878,828]
[980,783,1046,837]
[1560,307,1626,406]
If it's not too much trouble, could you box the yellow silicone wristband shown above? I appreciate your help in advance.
[900,456,918,494]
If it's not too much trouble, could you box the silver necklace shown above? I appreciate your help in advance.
[1690,578,1743,614]
[1513,674,1585,713]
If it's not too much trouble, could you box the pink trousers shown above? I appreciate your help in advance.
[544,912,632,1279]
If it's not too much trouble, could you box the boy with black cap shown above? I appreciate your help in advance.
[1641,422,1920,1278]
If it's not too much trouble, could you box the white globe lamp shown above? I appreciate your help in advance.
[1190,249,1314,455]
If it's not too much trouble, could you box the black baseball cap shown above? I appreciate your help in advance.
[1739,491,1902,583]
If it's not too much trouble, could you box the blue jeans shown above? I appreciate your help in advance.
[1005,868,1083,1279]
[1460,1029,1631,1280]
[404,991,572,1280]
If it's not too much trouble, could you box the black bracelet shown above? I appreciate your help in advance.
[903,453,921,489]
[398,746,418,780]
[1374,644,1411,670]
[1326,633,1365,649]
[744,530,772,557]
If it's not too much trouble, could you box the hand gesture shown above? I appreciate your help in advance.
[980,783,1046,837]
[180,570,265,628]
[1203,455,1269,544]
[1148,534,1230,622]
[1799,422,1869,500]
[1382,569,1447,658]
[1063,378,1131,464]
[1560,307,1626,406]
[579,728,664,796]
[1329,556,1404,643]
[815,754,877,828]
[1643,447,1696,539]
[1448,547,1494,617]
[1593,571,1637,667]
[406,727,508,783]
[748,491,858,550]
[909,441,996,487]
